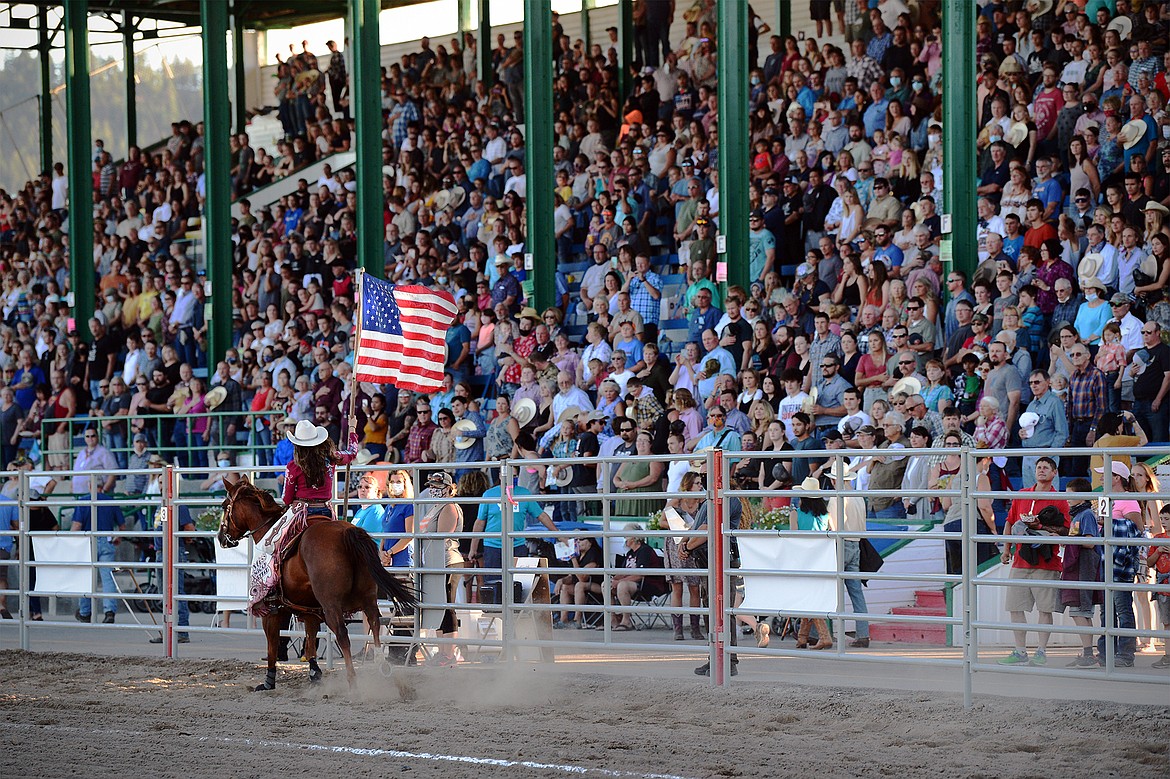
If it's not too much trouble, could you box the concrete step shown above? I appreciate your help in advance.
[889,605,948,617]
[914,589,947,609]
[868,622,949,644]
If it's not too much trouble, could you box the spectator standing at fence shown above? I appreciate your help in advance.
[1060,477,1104,670]
[999,457,1069,667]
[1020,371,1067,485]
[1094,461,1145,668]
[70,426,122,624]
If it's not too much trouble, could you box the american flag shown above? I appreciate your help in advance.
[354,274,458,393]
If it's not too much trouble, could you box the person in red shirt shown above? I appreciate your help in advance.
[1022,199,1057,250]
[282,418,359,519]
[998,456,1069,666]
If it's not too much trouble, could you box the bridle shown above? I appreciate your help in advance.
[218,485,281,548]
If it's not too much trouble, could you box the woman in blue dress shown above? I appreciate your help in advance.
[378,469,416,568]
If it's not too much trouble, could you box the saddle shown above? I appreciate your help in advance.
[248,504,332,616]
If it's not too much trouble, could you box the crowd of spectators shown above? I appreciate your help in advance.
[0,1,1168,640]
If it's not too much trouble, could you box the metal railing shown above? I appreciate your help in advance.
[37,408,286,467]
[3,448,1168,706]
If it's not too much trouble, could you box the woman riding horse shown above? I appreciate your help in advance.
[218,419,415,691]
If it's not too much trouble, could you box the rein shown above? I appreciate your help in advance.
[221,489,283,547]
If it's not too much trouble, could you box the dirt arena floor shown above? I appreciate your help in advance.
[0,650,1167,779]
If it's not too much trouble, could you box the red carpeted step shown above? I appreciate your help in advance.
[914,589,947,609]
[889,605,948,617]
[868,622,949,644]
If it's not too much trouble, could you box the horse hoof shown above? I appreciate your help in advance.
[253,682,275,692]
[309,672,322,683]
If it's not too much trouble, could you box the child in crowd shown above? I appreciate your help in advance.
[1095,322,1127,413]
[1017,284,1044,357]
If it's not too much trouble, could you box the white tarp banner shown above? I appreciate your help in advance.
[214,541,250,613]
[30,535,92,594]
[739,536,839,613]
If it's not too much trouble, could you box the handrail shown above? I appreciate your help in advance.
[37,408,287,464]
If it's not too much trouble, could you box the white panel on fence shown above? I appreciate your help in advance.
[214,541,250,613]
[739,536,839,614]
[418,537,449,632]
[30,535,92,594]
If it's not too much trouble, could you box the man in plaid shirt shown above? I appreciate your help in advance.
[1066,346,1107,478]
[625,253,662,328]
[846,39,884,94]
[403,399,437,464]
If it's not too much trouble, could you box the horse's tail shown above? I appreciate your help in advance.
[343,525,418,612]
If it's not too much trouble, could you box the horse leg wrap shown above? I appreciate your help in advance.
[254,669,277,691]
[308,659,322,682]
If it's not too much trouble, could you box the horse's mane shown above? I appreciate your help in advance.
[238,480,284,515]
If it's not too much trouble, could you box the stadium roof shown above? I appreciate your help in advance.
[17,1,422,30]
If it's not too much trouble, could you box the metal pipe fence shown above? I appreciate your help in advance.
[3,447,1168,705]
[37,408,286,467]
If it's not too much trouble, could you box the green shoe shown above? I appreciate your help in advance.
[1029,650,1047,666]
[997,650,1028,665]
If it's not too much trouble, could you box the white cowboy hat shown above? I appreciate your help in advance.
[824,465,859,483]
[801,386,819,414]
[447,186,467,210]
[1093,461,1131,480]
[553,465,575,488]
[1079,276,1107,293]
[1018,411,1040,440]
[452,419,478,449]
[353,448,379,466]
[431,189,452,211]
[1078,253,1104,280]
[1107,15,1132,40]
[794,476,822,492]
[1119,120,1147,150]
[1025,0,1054,16]
[1143,200,1169,216]
[891,376,922,398]
[1138,253,1159,279]
[511,397,537,427]
[204,386,228,410]
[287,419,329,447]
[555,405,584,426]
[1004,122,1029,148]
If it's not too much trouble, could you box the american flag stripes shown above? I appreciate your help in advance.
[353,274,458,393]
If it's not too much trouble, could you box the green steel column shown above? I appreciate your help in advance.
[458,0,473,32]
[523,0,554,312]
[582,0,593,52]
[942,0,976,279]
[64,0,94,335]
[776,0,791,40]
[123,11,137,151]
[231,3,247,135]
[717,0,750,293]
[201,0,232,366]
[478,0,492,89]
[37,5,52,173]
[617,0,633,98]
[350,0,383,278]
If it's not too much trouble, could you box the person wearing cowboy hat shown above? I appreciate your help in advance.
[449,395,486,480]
[281,416,359,520]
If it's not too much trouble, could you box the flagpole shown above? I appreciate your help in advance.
[341,267,365,520]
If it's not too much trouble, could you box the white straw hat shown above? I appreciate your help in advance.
[287,419,329,447]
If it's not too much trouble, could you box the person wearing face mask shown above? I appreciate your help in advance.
[416,471,466,665]
[376,469,416,568]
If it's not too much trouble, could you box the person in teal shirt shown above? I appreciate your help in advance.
[471,484,558,583]
[793,476,831,531]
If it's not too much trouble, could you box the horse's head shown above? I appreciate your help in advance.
[217,474,282,548]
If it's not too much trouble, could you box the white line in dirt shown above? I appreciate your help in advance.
[1,721,697,779]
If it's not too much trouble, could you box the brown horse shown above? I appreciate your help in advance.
[217,476,416,691]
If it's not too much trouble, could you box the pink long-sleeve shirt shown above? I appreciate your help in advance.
[281,432,359,506]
